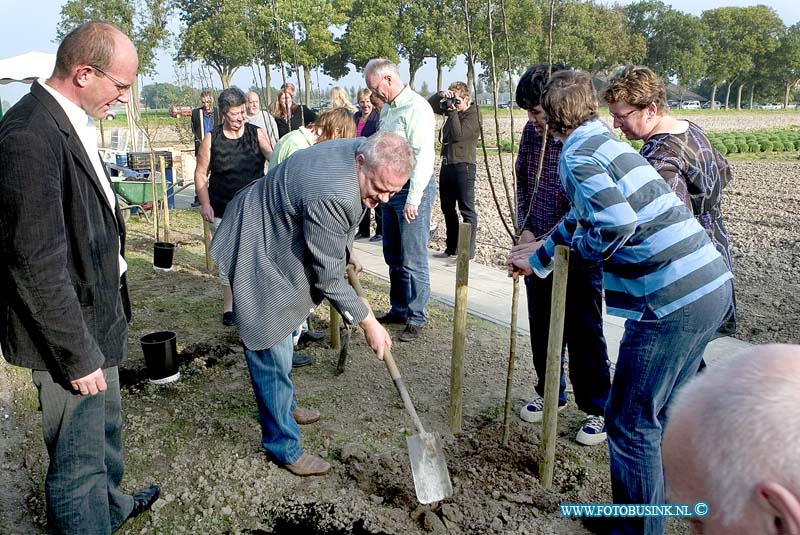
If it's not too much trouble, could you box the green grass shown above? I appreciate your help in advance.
[103,109,186,127]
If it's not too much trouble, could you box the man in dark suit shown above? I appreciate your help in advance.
[210,131,411,477]
[191,89,220,156]
[190,89,220,206]
[0,21,159,533]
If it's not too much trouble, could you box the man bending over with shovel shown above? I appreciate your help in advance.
[210,131,412,476]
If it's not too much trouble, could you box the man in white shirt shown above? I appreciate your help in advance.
[0,21,160,533]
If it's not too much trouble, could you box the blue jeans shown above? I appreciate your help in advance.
[381,177,436,327]
[525,254,610,415]
[244,335,303,464]
[33,366,134,534]
[606,279,732,535]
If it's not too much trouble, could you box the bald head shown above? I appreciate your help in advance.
[664,344,800,534]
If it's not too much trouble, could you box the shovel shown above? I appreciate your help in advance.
[347,266,453,504]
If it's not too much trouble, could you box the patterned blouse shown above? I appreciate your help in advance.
[640,121,733,270]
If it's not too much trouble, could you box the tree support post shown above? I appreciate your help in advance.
[539,245,570,489]
[450,222,472,434]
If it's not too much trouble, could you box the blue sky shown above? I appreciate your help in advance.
[1,0,798,107]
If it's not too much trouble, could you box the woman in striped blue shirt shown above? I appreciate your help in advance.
[508,70,733,535]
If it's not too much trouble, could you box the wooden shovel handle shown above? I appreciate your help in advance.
[345,264,426,435]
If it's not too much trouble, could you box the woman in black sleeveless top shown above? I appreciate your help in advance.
[194,87,272,325]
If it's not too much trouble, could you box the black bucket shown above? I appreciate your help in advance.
[153,242,176,272]
[140,331,180,384]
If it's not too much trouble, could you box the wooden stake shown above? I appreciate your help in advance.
[330,304,341,350]
[202,218,212,273]
[539,245,570,489]
[450,222,472,434]
[159,155,171,243]
[501,273,520,446]
[149,151,159,240]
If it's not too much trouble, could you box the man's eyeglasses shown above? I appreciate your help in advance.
[91,65,131,92]
[609,108,640,122]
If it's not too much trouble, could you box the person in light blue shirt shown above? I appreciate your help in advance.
[508,70,732,535]
[364,58,436,342]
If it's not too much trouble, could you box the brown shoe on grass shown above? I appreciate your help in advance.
[285,452,331,477]
[293,407,320,425]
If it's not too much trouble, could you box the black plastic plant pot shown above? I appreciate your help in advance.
[139,330,180,384]
[153,242,176,272]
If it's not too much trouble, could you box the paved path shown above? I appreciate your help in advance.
[352,238,750,366]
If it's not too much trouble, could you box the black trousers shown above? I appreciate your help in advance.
[358,204,383,236]
[439,162,477,257]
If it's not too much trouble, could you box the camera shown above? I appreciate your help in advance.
[440,96,462,110]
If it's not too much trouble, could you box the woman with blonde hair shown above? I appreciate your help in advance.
[329,86,357,113]
[269,107,356,169]
[353,88,382,239]
[271,88,317,139]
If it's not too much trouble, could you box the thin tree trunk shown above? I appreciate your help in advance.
[748,84,754,110]
[436,57,444,92]
[264,62,272,104]
[465,54,475,94]
[725,82,733,110]
[303,67,312,107]
[710,84,718,108]
[736,83,744,110]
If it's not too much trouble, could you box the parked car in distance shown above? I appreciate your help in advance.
[701,100,722,109]
[667,100,678,108]
[760,103,782,110]
[679,100,701,110]
[170,105,193,118]
[498,101,518,109]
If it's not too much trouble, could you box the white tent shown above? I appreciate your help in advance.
[0,51,56,85]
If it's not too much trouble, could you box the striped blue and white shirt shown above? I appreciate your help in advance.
[530,120,732,320]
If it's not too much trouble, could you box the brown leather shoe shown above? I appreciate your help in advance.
[293,407,320,425]
[399,324,423,342]
[285,452,331,476]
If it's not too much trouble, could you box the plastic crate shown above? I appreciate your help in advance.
[127,151,173,170]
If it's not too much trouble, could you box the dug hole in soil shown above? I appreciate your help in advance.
[1,112,798,534]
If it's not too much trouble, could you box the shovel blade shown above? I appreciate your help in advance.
[406,431,453,504]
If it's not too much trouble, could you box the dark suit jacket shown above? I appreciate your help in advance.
[191,105,221,155]
[0,82,131,383]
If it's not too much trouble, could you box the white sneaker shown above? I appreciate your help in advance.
[519,395,566,423]
[575,415,607,446]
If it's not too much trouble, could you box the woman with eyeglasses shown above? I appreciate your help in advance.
[604,65,736,335]
[194,86,273,326]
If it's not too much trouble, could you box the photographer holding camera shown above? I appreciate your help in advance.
[428,81,480,258]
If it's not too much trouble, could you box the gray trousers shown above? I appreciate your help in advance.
[33,366,134,534]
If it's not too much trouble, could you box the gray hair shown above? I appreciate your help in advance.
[217,87,247,114]
[667,344,800,525]
[364,58,401,81]
[357,131,414,178]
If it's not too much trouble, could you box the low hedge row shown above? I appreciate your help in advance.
[706,130,800,155]
[618,129,800,155]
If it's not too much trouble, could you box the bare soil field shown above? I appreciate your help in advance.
[1,113,798,535]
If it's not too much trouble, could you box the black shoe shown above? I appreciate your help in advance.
[434,251,455,258]
[222,311,235,326]
[191,196,201,208]
[369,234,383,242]
[292,353,314,368]
[354,232,369,240]
[298,330,325,344]
[129,485,160,519]
[399,324,423,342]
[377,311,407,325]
